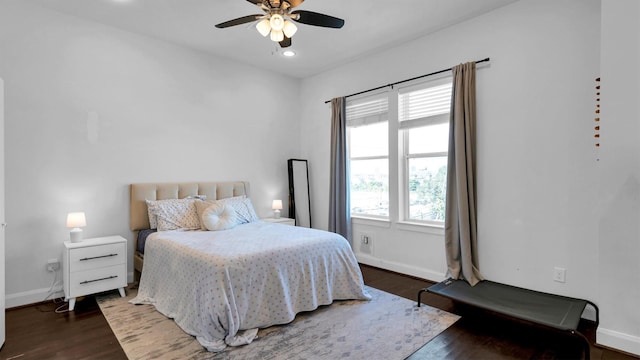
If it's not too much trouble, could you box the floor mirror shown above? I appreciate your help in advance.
[288,159,311,228]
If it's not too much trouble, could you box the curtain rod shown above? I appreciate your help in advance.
[324,57,490,104]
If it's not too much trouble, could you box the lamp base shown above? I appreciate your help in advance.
[70,228,83,243]
[274,209,281,219]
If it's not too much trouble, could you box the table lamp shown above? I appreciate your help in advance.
[66,212,86,242]
[272,200,282,219]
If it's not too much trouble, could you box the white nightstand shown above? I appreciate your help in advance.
[262,217,296,226]
[63,235,127,311]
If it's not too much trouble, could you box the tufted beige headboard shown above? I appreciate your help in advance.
[129,181,249,274]
[130,181,250,231]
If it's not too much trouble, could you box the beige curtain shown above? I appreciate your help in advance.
[444,62,484,286]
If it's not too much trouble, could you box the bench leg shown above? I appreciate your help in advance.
[417,288,429,307]
[571,330,591,360]
[580,300,599,360]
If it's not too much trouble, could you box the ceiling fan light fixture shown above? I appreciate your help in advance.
[256,19,271,37]
[282,20,297,38]
[215,1,345,49]
[270,29,284,42]
[269,14,285,31]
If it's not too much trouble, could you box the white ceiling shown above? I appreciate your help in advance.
[25,0,518,78]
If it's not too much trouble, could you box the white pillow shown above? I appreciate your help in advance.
[216,196,260,224]
[146,196,206,229]
[146,200,160,229]
[195,201,238,231]
[242,198,260,222]
[145,198,200,231]
[194,200,212,230]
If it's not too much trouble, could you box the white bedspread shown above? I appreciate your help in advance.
[130,221,371,351]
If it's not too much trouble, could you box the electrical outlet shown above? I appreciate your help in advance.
[358,232,373,254]
[47,259,60,272]
[553,267,566,283]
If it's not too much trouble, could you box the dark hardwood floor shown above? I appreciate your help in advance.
[1,298,127,360]
[0,265,637,360]
[361,265,638,360]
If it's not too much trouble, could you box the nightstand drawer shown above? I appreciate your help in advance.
[69,242,126,272]
[68,264,127,298]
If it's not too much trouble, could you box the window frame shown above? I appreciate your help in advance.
[398,78,452,225]
[345,75,453,228]
[346,91,390,219]
[401,133,449,225]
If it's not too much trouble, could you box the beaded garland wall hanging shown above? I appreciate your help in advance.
[594,77,600,161]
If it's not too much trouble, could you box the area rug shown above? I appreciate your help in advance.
[97,286,459,360]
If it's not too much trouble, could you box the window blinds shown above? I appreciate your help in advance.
[346,95,388,127]
[346,80,452,129]
[399,82,452,129]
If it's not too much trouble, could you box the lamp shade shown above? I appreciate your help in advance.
[272,200,283,210]
[66,212,86,228]
[256,19,271,37]
[270,29,284,42]
[282,20,297,38]
[269,14,285,31]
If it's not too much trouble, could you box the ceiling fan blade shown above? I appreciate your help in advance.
[215,14,262,28]
[291,10,344,28]
[279,36,292,48]
[286,0,304,8]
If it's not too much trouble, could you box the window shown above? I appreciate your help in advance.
[399,81,452,222]
[347,95,389,217]
[346,77,452,225]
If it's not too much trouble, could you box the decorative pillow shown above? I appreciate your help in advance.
[195,201,238,231]
[242,198,260,222]
[146,196,206,229]
[145,198,201,231]
[146,200,159,229]
[216,196,260,224]
[194,200,213,230]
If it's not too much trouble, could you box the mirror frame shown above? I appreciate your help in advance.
[287,159,312,228]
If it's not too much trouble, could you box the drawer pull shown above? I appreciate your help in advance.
[80,275,118,285]
[79,253,118,261]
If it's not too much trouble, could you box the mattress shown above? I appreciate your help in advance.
[135,228,157,255]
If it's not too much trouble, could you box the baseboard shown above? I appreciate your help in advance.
[6,285,64,309]
[356,254,446,283]
[597,327,640,357]
[6,272,135,309]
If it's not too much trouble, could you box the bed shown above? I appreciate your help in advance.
[418,278,599,359]
[128,182,371,352]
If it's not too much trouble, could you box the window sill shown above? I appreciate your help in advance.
[351,216,445,235]
[396,221,444,235]
[351,216,391,228]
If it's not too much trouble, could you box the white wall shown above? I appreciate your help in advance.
[302,0,640,354]
[301,0,600,290]
[301,0,639,352]
[597,0,640,355]
[0,1,300,307]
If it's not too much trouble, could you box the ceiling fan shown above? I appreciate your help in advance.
[215,0,345,48]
